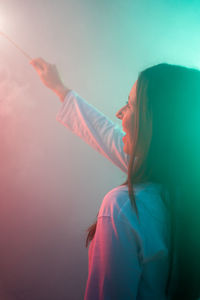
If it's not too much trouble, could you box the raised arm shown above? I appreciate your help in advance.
[56,90,129,173]
[30,57,129,173]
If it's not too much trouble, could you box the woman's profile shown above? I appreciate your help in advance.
[30,58,200,300]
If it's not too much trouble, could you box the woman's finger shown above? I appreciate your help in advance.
[37,57,50,70]
[30,57,49,71]
[30,59,43,71]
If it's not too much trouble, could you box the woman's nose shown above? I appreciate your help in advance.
[116,107,124,120]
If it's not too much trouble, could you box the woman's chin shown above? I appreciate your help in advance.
[122,136,131,154]
[123,143,130,155]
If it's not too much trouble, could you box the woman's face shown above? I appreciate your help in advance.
[116,80,137,154]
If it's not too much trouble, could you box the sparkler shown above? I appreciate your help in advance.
[0,30,32,60]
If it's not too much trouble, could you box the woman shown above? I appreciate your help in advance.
[30,58,200,299]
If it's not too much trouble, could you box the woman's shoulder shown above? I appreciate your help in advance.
[98,182,170,264]
[97,185,129,218]
[98,182,167,224]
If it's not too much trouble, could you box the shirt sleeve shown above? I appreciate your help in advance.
[56,90,129,173]
[84,216,143,300]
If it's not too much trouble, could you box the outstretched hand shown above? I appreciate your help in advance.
[30,57,69,101]
[30,57,64,90]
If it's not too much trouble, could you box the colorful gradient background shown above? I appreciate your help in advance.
[0,0,200,299]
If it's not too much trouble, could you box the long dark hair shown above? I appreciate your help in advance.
[85,63,200,299]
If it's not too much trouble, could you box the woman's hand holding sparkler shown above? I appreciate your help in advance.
[30,57,70,102]
[0,32,69,101]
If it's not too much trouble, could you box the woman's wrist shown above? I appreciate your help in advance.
[54,84,71,102]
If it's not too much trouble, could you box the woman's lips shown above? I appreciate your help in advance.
[122,135,127,142]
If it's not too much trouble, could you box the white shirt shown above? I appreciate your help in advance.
[56,90,171,300]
